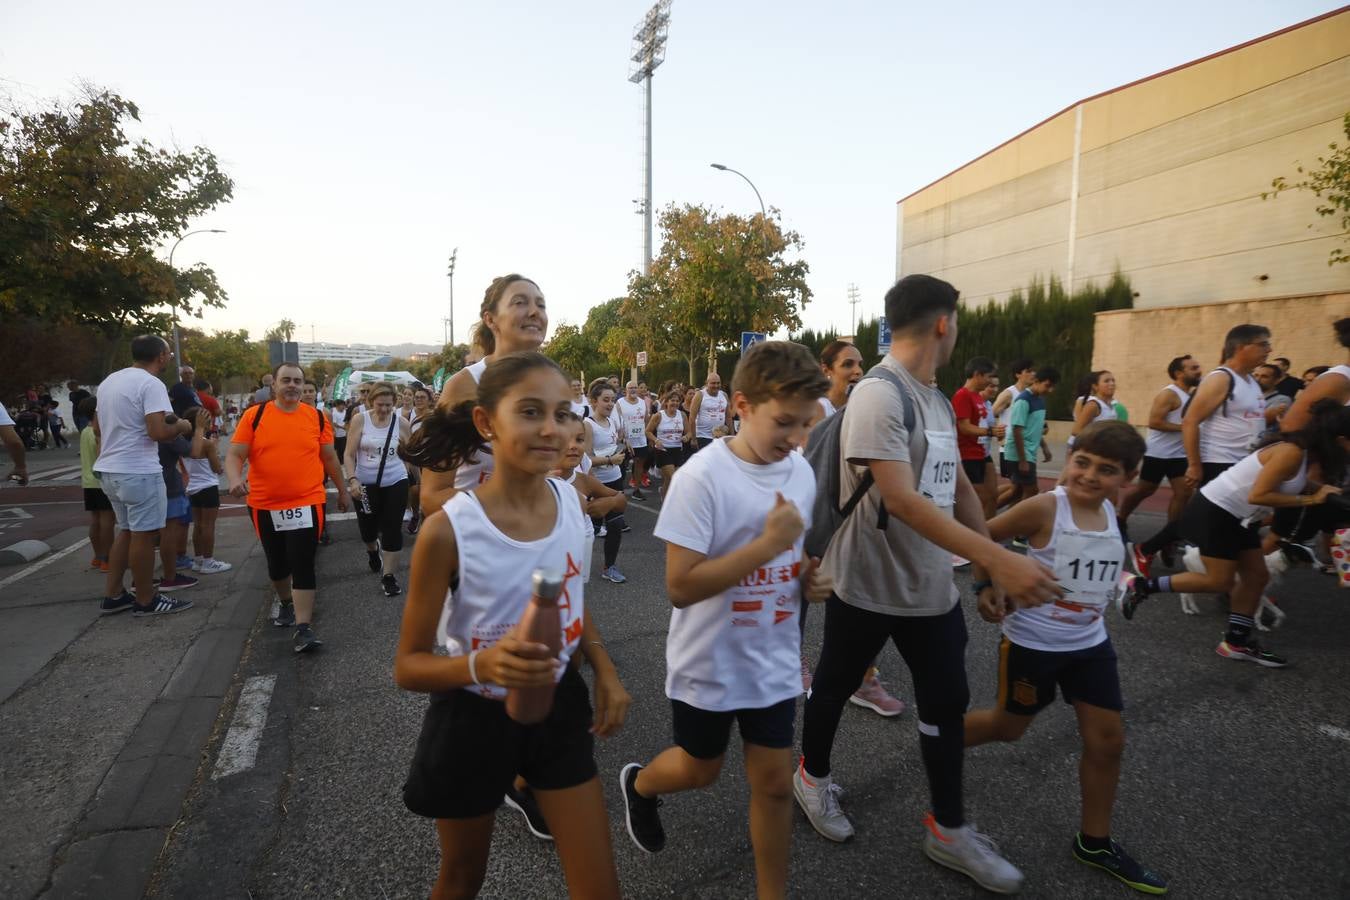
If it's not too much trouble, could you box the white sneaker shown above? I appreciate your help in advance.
[922,814,1024,894]
[191,557,204,573]
[793,759,854,842]
[402,508,413,524]
[197,558,233,574]
[951,554,970,567]
[596,525,608,538]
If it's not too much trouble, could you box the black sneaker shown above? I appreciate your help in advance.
[367,550,381,573]
[132,594,194,616]
[632,489,647,501]
[503,784,553,841]
[1072,834,1168,894]
[293,623,323,653]
[381,574,401,597]
[273,602,296,627]
[1216,639,1288,668]
[1116,575,1148,621]
[100,591,135,616]
[619,763,665,853]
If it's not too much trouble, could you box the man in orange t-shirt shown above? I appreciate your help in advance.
[227,363,351,652]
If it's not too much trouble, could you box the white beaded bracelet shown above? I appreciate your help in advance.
[467,649,481,685]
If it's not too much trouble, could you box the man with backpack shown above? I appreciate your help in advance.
[794,274,1063,895]
[227,363,351,653]
[1131,324,1270,576]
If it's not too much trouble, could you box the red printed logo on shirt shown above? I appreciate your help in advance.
[732,600,762,612]
[774,610,794,624]
[739,561,801,588]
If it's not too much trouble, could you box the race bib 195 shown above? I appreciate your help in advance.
[270,506,313,531]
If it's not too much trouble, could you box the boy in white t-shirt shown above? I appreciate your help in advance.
[619,341,832,898]
[965,421,1167,895]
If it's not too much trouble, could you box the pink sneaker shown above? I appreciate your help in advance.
[801,656,813,693]
[850,672,905,717]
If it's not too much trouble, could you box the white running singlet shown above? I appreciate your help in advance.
[588,414,622,483]
[615,397,649,448]
[656,409,685,448]
[438,477,586,699]
[1144,384,1188,459]
[1198,367,1265,463]
[1201,446,1307,523]
[694,388,728,439]
[454,360,495,491]
[1001,487,1121,652]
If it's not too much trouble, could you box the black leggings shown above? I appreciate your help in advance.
[802,597,970,828]
[1139,461,1232,556]
[600,477,625,568]
[357,479,410,552]
[251,505,322,590]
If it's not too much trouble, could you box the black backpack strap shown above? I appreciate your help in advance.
[372,413,397,488]
[252,401,267,430]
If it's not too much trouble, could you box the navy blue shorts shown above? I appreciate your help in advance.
[671,697,796,759]
[998,636,1122,715]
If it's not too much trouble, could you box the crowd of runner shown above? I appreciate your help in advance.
[10,272,1348,899]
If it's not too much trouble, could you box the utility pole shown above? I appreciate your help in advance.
[629,0,672,276]
[446,247,458,346]
[847,283,861,334]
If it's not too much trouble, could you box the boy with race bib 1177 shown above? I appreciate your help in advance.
[619,341,833,899]
[965,420,1168,895]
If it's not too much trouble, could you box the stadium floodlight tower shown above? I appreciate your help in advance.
[629,0,672,276]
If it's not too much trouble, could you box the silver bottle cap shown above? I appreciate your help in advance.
[532,569,564,600]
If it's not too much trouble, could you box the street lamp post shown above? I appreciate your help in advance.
[447,247,458,346]
[710,163,766,223]
[167,228,226,379]
[629,0,673,276]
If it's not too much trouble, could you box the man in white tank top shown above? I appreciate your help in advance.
[1116,355,1201,534]
[685,371,731,451]
[1132,326,1270,575]
[616,382,652,500]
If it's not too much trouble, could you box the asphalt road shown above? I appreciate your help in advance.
[149,487,1350,899]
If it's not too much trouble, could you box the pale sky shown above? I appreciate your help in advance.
[4,0,1337,347]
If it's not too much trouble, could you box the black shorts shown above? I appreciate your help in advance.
[1139,455,1186,485]
[671,696,796,759]
[1009,460,1038,486]
[250,505,323,590]
[1271,502,1350,542]
[403,666,596,819]
[83,487,112,512]
[961,458,988,484]
[1178,492,1261,560]
[630,444,653,463]
[188,486,220,509]
[999,456,1016,479]
[655,444,687,469]
[999,636,1123,715]
[1201,462,1233,486]
[695,437,714,451]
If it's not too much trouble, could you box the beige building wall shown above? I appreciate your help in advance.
[897,9,1350,309]
[1090,293,1347,424]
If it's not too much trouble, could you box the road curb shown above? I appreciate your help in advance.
[41,544,268,899]
[0,538,51,567]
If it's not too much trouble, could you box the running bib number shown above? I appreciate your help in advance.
[918,430,958,508]
[1053,530,1119,606]
[626,418,644,441]
[270,506,313,531]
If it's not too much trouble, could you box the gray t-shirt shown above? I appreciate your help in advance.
[821,355,961,617]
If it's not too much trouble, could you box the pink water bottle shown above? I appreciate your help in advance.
[505,569,564,724]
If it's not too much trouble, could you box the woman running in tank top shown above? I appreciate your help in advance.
[646,391,688,500]
[407,275,549,517]
[555,414,627,584]
[585,383,629,583]
[396,352,629,899]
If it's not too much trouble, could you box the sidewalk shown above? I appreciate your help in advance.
[0,516,268,900]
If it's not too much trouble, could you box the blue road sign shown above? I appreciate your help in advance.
[741,331,767,355]
[877,317,891,355]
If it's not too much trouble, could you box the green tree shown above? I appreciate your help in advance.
[1264,112,1350,266]
[544,324,601,380]
[264,319,297,342]
[0,87,233,333]
[179,327,268,386]
[613,273,706,384]
[642,204,811,378]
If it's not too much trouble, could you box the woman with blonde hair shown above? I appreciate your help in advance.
[344,382,413,597]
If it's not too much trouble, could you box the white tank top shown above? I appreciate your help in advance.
[454,360,495,491]
[566,470,594,584]
[1144,384,1188,459]
[818,396,838,419]
[588,414,621,483]
[695,389,728,439]
[183,456,217,496]
[615,397,649,448]
[1320,364,1350,404]
[1198,367,1265,463]
[656,410,685,448]
[1201,445,1308,523]
[1001,487,1120,652]
[438,478,586,700]
[354,414,408,486]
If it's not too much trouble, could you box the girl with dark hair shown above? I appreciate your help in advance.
[1122,399,1350,668]
[585,382,628,583]
[411,275,548,517]
[646,391,688,499]
[396,351,628,900]
[1069,371,1118,447]
[816,340,863,419]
